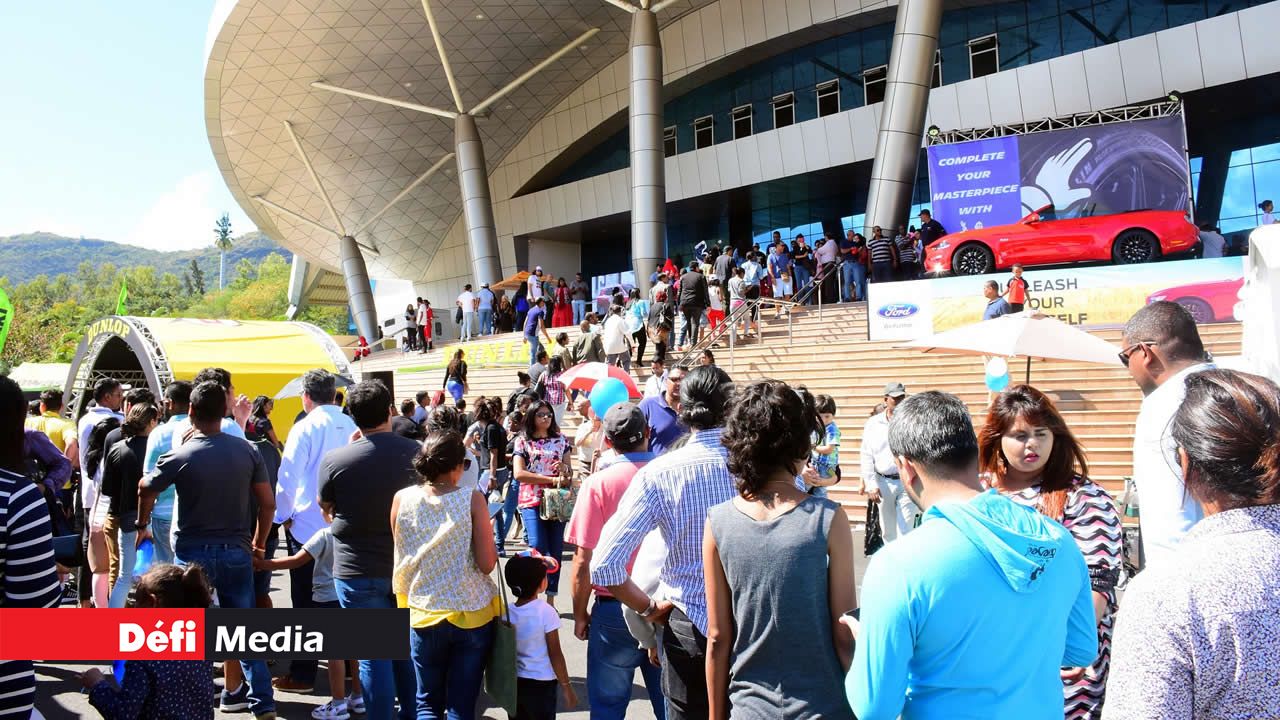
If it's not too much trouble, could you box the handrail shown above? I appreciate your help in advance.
[671,294,801,372]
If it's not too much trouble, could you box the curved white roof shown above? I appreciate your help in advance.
[205,0,708,282]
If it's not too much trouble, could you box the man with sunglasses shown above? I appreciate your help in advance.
[1122,301,1215,567]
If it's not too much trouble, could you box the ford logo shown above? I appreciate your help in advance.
[877,303,919,318]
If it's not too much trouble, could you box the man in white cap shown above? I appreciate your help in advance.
[859,381,920,542]
[477,282,496,336]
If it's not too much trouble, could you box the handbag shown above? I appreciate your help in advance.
[539,483,577,522]
[454,306,463,324]
[484,563,518,716]
[864,499,885,556]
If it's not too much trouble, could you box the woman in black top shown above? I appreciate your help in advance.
[495,295,516,334]
[101,402,159,608]
[245,396,282,450]
[444,349,469,403]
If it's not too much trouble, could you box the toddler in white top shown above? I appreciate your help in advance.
[505,554,577,718]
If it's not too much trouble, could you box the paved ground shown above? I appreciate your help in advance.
[35,530,868,719]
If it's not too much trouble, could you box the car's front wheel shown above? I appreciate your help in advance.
[1112,229,1160,265]
[952,243,995,275]
[1176,297,1214,324]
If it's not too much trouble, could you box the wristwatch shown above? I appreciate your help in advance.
[640,598,658,619]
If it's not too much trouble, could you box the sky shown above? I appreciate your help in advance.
[0,2,256,251]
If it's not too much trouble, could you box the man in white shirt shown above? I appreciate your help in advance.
[1198,224,1226,259]
[650,273,670,304]
[457,284,477,341]
[602,304,633,371]
[415,298,431,351]
[528,266,546,302]
[643,359,667,398]
[1122,301,1214,567]
[477,283,496,336]
[859,382,920,542]
[274,368,357,689]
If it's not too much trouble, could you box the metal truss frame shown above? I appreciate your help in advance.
[927,99,1183,146]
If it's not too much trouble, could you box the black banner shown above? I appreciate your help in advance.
[205,609,410,660]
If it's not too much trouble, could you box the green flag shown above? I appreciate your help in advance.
[116,277,128,315]
[0,286,12,356]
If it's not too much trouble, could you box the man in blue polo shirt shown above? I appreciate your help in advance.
[637,365,686,456]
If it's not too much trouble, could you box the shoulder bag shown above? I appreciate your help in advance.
[484,562,518,715]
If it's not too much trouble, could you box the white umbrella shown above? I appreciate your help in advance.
[274,372,356,399]
[899,312,1123,383]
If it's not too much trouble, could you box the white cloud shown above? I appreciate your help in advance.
[124,172,251,251]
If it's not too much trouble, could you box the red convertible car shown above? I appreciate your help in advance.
[923,205,1199,275]
[1146,278,1243,323]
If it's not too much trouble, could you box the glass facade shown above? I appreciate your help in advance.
[1220,142,1280,233]
[534,0,1268,191]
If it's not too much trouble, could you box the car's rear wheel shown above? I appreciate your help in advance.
[952,243,994,275]
[1112,229,1160,265]
[1176,297,1214,324]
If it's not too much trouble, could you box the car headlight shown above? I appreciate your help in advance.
[935,241,950,250]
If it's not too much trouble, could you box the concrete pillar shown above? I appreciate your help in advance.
[629,9,666,297]
[455,113,503,287]
[863,0,943,238]
[339,234,378,342]
[286,255,310,320]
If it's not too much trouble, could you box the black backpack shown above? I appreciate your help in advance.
[84,415,121,479]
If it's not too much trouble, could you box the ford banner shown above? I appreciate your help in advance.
[926,115,1190,234]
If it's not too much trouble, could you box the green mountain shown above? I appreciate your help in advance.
[0,231,291,285]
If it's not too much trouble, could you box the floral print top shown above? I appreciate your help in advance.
[1104,504,1280,720]
[514,433,570,509]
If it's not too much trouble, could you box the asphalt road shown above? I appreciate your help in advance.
[34,529,868,719]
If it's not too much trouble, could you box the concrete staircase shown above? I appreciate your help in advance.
[356,302,1243,520]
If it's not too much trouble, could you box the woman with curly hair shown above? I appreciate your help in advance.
[704,380,856,720]
[978,385,1121,720]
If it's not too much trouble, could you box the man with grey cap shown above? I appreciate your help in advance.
[859,382,920,542]
[476,281,496,336]
[565,402,665,718]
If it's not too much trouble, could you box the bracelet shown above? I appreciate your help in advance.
[640,598,658,619]
[252,546,267,553]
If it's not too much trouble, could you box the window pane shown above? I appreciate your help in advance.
[1061,6,1096,54]
[817,81,840,117]
[969,36,999,78]
[1129,0,1167,36]
[1220,164,1257,221]
[864,66,887,104]
[1027,18,1062,63]
[1252,161,1280,212]
[1252,142,1280,163]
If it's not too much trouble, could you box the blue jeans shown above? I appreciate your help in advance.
[478,309,494,336]
[572,299,588,324]
[488,469,516,552]
[871,261,894,284]
[587,598,665,720]
[792,264,812,300]
[460,312,475,340]
[519,508,564,595]
[842,261,866,302]
[335,577,417,720]
[525,334,543,367]
[151,515,173,565]
[107,525,137,609]
[446,380,465,404]
[176,543,274,715]
[410,620,494,720]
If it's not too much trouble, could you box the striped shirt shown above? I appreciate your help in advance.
[0,467,62,717]
[895,234,918,263]
[590,428,736,634]
[868,236,895,264]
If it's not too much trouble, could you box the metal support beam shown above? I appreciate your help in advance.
[629,9,666,297]
[339,235,378,343]
[650,0,679,11]
[420,0,466,114]
[253,196,379,255]
[863,0,942,239]
[310,81,457,120]
[602,0,639,13]
[355,152,455,235]
[253,196,338,237]
[455,114,502,286]
[283,120,349,237]
[471,28,601,116]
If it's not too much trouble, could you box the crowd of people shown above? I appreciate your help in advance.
[2,297,1278,720]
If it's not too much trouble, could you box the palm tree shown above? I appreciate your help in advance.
[214,213,233,290]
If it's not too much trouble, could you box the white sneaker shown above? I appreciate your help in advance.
[311,699,350,720]
[346,694,365,714]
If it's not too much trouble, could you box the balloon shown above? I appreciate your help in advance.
[985,357,1009,377]
[133,537,155,576]
[588,377,631,419]
[985,371,1010,392]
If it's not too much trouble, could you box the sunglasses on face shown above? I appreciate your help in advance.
[535,412,553,419]
[1118,341,1157,367]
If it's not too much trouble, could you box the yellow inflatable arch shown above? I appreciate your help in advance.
[64,317,350,439]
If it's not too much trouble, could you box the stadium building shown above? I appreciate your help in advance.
[205,0,1280,340]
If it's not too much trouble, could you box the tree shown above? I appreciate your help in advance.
[189,259,206,295]
[214,213,233,290]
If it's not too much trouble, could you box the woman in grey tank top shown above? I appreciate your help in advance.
[704,380,857,719]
